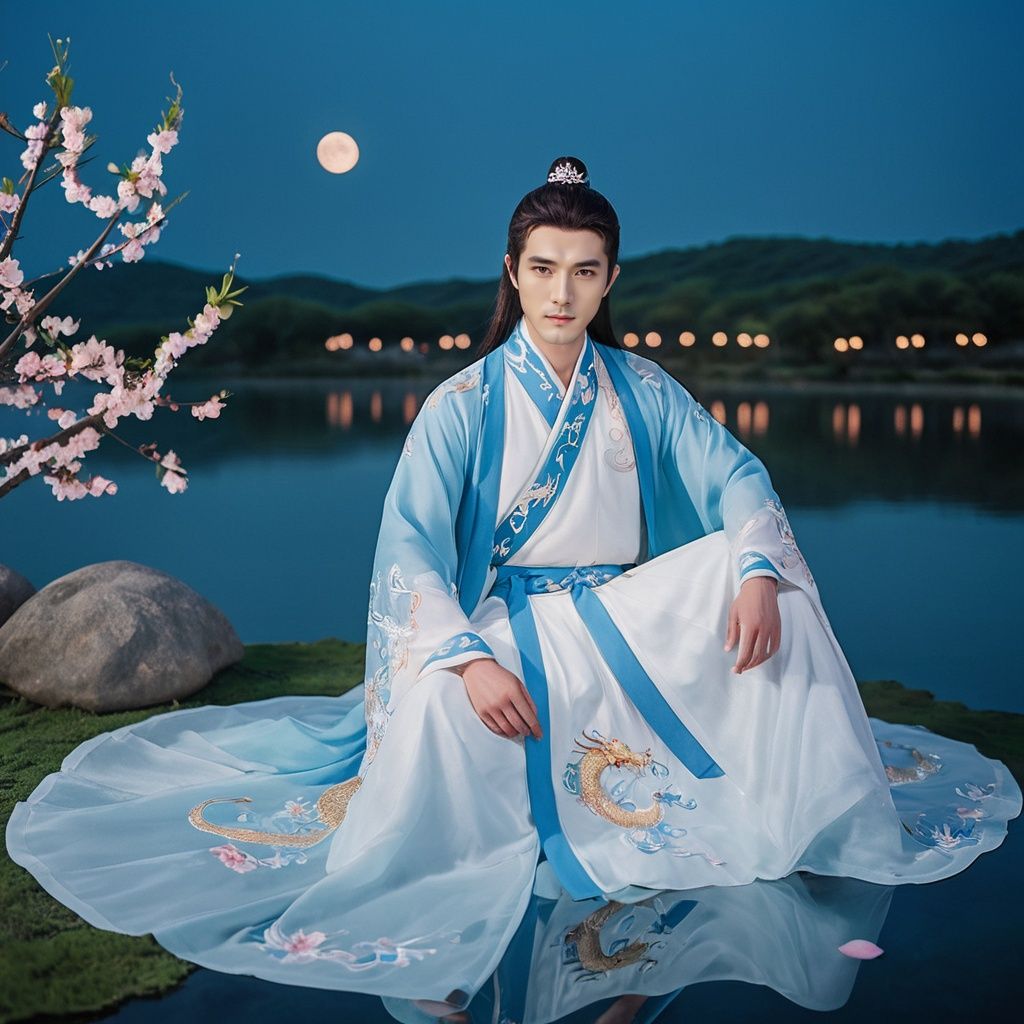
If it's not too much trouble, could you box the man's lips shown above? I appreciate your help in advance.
[547,315,574,322]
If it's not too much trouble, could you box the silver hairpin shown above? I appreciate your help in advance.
[547,160,588,186]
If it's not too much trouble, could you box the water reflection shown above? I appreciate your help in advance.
[377,872,892,1023]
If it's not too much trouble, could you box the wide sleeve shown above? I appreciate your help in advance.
[657,368,818,597]
[358,376,495,776]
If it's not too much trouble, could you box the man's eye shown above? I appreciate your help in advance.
[579,269,594,277]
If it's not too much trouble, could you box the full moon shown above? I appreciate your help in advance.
[316,132,359,174]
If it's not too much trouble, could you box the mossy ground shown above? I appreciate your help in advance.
[1,642,1020,1023]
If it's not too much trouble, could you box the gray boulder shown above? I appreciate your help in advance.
[0,560,244,711]
[0,565,36,628]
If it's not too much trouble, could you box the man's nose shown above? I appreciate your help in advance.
[552,273,572,303]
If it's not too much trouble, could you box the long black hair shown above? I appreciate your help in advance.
[475,156,622,356]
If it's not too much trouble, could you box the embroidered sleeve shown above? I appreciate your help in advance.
[359,363,490,776]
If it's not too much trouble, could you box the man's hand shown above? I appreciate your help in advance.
[456,657,543,741]
[724,576,781,674]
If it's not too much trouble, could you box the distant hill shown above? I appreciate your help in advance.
[34,229,1024,376]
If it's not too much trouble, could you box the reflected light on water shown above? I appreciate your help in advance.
[403,392,418,426]
[321,388,987,446]
[832,402,861,446]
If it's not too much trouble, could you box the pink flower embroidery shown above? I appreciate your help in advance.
[210,843,258,873]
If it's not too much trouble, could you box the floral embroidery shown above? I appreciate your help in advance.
[426,367,481,409]
[624,351,662,388]
[562,728,724,866]
[256,919,459,967]
[211,841,309,873]
[737,497,816,590]
[402,432,415,458]
[899,811,981,850]
[596,355,635,472]
[955,781,997,802]
[363,564,422,770]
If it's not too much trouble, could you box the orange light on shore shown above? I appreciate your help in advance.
[438,335,454,350]
[895,335,910,350]
[972,332,987,347]
[339,333,353,350]
[454,333,471,350]
[679,331,696,347]
[834,337,849,352]
[753,333,770,348]
[400,336,414,352]
[622,332,639,348]
[368,337,382,352]
[849,335,863,350]
[910,333,926,349]
[644,331,662,348]
[736,332,752,348]
[712,331,727,347]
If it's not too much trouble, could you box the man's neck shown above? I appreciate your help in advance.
[523,319,585,392]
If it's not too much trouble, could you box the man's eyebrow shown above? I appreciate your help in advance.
[525,256,603,268]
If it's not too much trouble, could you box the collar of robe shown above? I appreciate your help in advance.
[492,326,599,564]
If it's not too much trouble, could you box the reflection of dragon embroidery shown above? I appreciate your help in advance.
[564,900,654,973]
[188,776,362,847]
[573,730,663,828]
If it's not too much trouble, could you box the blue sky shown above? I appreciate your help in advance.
[5,0,1022,288]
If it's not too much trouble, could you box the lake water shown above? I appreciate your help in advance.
[2,372,1022,1022]
[3,374,1022,713]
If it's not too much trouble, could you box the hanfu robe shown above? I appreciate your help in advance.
[5,316,1021,1011]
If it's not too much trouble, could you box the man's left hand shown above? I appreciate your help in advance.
[724,576,781,674]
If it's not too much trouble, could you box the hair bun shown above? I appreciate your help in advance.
[546,156,589,186]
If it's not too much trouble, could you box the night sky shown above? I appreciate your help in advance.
[4,0,1022,288]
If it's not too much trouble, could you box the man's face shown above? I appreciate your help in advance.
[504,225,620,352]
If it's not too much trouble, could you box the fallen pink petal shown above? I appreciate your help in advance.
[838,939,885,959]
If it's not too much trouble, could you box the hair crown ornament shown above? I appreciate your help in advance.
[547,158,589,186]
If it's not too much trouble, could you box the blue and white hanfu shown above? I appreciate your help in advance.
[6,317,1021,1011]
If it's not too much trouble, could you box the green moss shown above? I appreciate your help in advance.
[0,644,1020,1022]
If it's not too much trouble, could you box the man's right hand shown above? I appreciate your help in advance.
[457,657,542,741]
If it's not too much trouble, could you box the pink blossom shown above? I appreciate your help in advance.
[0,433,29,454]
[70,335,122,385]
[147,128,178,154]
[20,122,48,170]
[41,314,81,339]
[87,195,118,219]
[116,178,140,213]
[0,385,40,409]
[192,396,225,421]
[0,193,20,214]
[0,257,24,289]
[60,166,92,205]
[32,101,47,119]
[121,238,145,263]
[60,105,93,132]
[837,939,884,959]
